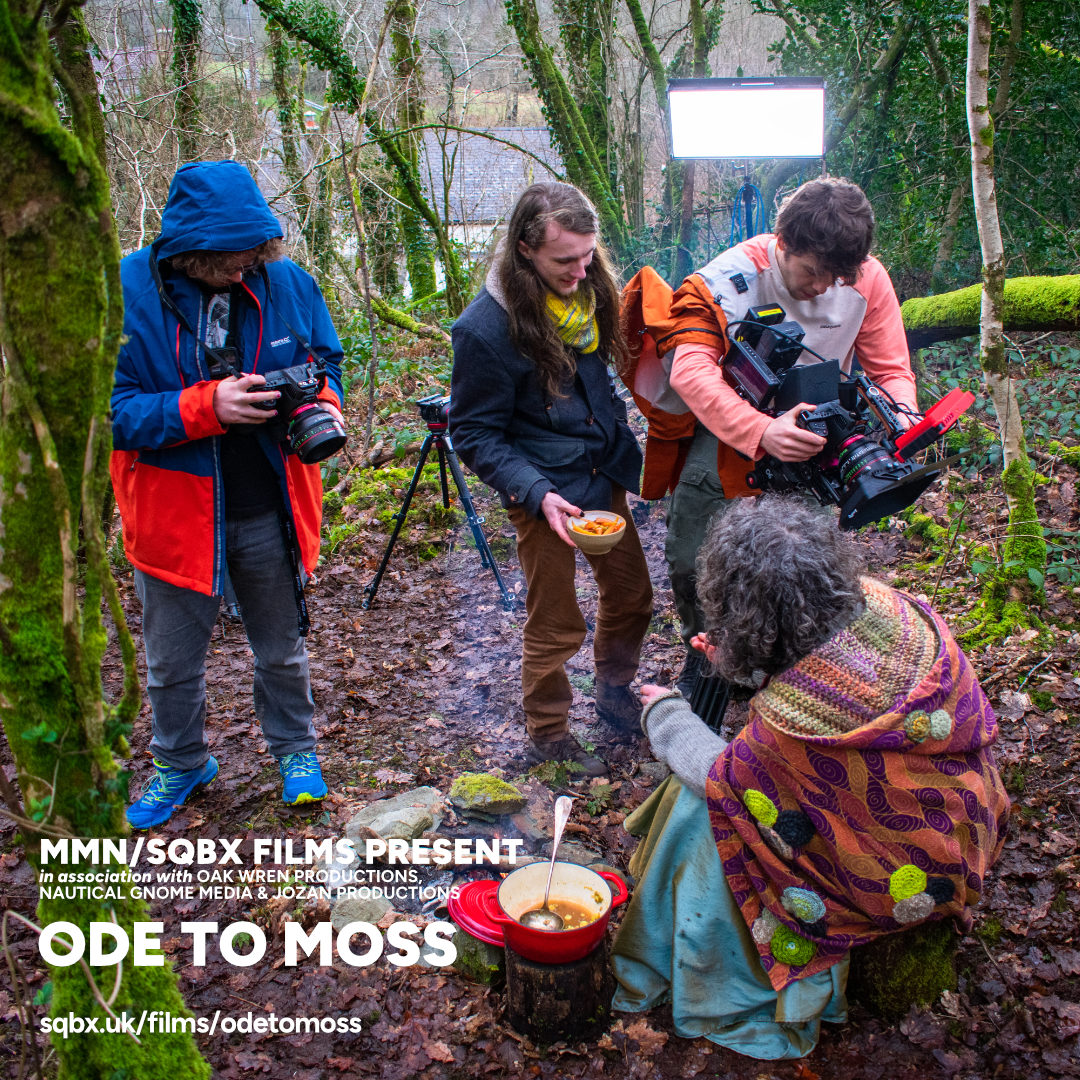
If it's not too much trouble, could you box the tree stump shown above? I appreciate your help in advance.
[504,943,616,1044]
[847,919,959,1018]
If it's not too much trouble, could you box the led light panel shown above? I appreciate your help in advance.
[668,78,825,159]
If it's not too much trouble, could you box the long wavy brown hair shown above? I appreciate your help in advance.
[497,183,627,397]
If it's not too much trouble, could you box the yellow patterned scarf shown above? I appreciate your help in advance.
[546,289,599,353]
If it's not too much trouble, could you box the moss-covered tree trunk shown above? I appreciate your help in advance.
[505,0,630,261]
[757,11,915,210]
[930,177,968,294]
[671,0,709,284]
[965,0,1045,635]
[308,112,338,310]
[901,276,1080,350]
[169,0,202,161]
[0,3,209,1075]
[623,0,680,279]
[390,0,436,299]
[269,23,312,241]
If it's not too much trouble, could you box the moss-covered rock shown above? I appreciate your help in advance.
[901,510,949,549]
[450,773,528,816]
[1044,440,1080,470]
[847,919,958,1018]
[451,927,506,985]
[902,276,1080,350]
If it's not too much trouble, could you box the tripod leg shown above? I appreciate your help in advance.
[362,435,434,610]
[437,447,450,508]
[439,434,516,612]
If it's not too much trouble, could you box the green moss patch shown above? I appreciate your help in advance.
[847,919,958,1018]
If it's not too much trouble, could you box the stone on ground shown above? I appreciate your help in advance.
[367,805,434,841]
[449,773,528,816]
[451,926,506,985]
[345,786,445,840]
[638,762,671,783]
[330,894,392,930]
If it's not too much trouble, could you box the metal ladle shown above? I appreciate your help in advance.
[519,796,574,930]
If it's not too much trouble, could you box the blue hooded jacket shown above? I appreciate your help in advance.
[110,161,344,595]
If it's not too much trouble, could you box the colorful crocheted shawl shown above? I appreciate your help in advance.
[704,586,1010,992]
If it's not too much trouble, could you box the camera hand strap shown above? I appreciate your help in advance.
[277,509,311,637]
[148,252,242,379]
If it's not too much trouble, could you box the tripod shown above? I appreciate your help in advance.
[362,404,515,612]
[689,671,732,733]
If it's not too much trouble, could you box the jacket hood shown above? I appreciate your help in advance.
[155,161,283,260]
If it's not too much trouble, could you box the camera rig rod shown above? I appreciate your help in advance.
[362,429,516,612]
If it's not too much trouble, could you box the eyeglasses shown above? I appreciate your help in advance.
[228,260,258,277]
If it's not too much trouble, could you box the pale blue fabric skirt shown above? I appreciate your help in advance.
[610,775,849,1060]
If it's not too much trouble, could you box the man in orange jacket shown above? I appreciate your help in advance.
[626,178,917,694]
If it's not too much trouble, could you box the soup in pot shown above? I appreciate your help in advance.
[520,899,598,931]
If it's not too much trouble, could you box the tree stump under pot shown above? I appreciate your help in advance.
[504,942,616,1044]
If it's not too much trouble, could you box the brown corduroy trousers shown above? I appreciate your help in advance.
[508,487,654,743]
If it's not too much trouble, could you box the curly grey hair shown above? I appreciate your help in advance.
[696,495,866,685]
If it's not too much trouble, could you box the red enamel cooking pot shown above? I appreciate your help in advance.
[482,861,629,963]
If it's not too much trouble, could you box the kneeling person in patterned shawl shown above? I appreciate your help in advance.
[610,495,1009,1059]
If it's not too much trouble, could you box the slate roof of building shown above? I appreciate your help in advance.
[421,127,564,224]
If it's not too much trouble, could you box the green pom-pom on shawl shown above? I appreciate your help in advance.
[889,864,928,902]
[744,789,778,827]
[770,925,817,966]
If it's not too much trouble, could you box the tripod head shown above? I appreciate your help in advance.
[416,394,450,430]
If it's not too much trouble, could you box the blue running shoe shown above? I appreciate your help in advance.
[126,757,218,830]
[279,751,328,805]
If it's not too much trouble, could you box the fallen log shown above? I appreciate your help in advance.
[902,275,1080,351]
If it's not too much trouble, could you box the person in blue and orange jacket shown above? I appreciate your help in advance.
[111,160,345,828]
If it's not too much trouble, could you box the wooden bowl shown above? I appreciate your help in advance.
[568,511,626,554]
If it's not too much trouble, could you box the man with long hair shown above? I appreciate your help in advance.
[450,183,653,776]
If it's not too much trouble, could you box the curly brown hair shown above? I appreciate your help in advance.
[774,177,875,286]
[498,183,628,397]
[696,495,866,685]
[169,237,286,285]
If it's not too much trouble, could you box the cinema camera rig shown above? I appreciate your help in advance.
[723,303,974,530]
[690,304,975,732]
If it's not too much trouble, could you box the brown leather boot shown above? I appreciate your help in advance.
[524,734,608,778]
[595,681,642,737]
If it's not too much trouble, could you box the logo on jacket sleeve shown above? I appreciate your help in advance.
[270,337,291,347]
[729,273,749,294]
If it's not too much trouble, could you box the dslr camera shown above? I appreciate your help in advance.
[248,359,347,465]
[723,305,973,529]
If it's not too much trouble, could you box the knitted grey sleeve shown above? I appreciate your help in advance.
[640,693,728,799]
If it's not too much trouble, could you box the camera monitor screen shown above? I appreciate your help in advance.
[668,77,825,159]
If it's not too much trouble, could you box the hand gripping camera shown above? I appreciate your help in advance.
[723,305,974,529]
[246,359,347,465]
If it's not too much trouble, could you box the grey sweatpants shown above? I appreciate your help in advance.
[664,423,830,648]
[663,425,734,648]
[135,510,316,771]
